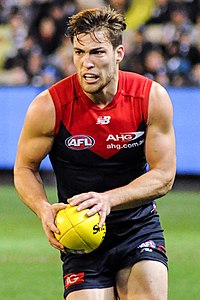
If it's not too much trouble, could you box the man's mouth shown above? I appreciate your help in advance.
[83,73,99,82]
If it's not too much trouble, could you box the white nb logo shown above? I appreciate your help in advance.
[96,116,111,125]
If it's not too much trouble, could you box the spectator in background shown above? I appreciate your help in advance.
[164,32,192,86]
[191,12,200,43]
[188,40,200,67]
[48,2,69,36]
[105,0,130,13]
[7,7,27,50]
[31,17,61,56]
[143,48,170,86]
[0,6,27,71]
[0,67,28,85]
[146,0,171,25]
[76,0,105,10]
[161,6,193,45]
[121,27,155,74]
[190,63,200,86]
[0,6,29,85]
[49,37,76,77]
[0,0,78,85]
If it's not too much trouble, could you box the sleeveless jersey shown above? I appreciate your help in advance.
[48,71,152,203]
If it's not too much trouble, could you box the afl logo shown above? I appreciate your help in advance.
[65,135,95,150]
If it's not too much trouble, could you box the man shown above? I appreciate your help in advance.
[14,6,176,300]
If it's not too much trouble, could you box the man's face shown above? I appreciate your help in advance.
[73,31,124,97]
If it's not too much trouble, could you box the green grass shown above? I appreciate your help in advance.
[0,185,63,299]
[0,185,199,299]
[157,192,200,299]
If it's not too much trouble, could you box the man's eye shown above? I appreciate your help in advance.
[95,51,104,55]
[75,50,83,55]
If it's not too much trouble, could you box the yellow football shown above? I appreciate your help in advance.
[54,205,106,254]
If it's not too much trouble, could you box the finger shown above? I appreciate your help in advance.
[76,196,101,213]
[68,193,92,206]
[47,222,60,234]
[50,239,65,251]
[49,231,65,251]
[52,202,68,212]
[86,204,99,216]
[98,211,106,228]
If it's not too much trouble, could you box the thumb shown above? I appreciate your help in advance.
[52,202,68,213]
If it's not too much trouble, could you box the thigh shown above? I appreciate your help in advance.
[61,250,115,298]
[66,287,116,300]
[116,260,168,300]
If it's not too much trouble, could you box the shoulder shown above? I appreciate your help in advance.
[150,81,170,99]
[27,89,54,118]
[48,74,78,104]
[148,81,173,126]
[120,70,151,83]
[119,71,152,97]
[24,89,55,137]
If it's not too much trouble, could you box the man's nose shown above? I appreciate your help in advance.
[82,54,94,68]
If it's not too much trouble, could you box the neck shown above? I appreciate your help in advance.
[85,71,119,108]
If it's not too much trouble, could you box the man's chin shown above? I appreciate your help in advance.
[83,86,104,95]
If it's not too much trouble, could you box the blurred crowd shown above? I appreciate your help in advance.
[0,0,200,87]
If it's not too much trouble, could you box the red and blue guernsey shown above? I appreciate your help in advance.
[48,71,152,203]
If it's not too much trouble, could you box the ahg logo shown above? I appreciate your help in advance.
[65,135,95,150]
[106,131,144,142]
[64,272,85,288]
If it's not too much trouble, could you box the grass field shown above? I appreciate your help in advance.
[0,185,199,299]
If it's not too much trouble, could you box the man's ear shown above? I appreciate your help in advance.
[116,45,125,63]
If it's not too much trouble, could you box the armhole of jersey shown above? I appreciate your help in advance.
[142,79,153,124]
[48,87,62,136]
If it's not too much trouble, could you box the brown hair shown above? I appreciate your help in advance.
[66,6,126,49]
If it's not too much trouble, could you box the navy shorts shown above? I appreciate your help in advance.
[61,202,168,298]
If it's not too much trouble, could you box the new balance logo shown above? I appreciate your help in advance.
[96,116,111,124]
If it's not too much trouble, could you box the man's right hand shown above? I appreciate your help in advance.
[41,202,68,251]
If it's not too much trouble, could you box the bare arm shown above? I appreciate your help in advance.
[14,90,67,251]
[68,81,176,226]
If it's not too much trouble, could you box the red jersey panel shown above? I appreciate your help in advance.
[49,71,152,159]
[48,71,152,199]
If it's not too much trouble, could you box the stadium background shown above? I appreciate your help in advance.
[0,1,200,299]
